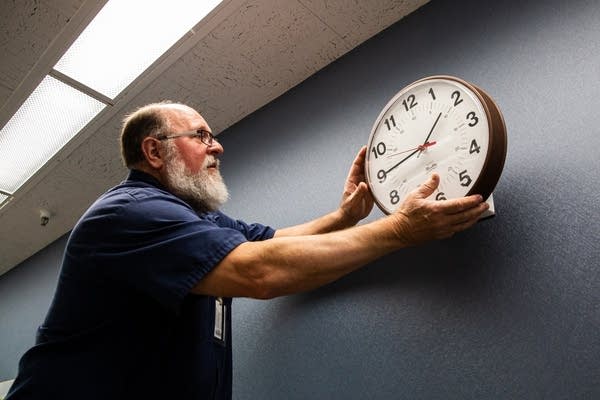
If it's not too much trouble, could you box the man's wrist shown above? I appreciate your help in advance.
[386,212,418,248]
[335,207,360,229]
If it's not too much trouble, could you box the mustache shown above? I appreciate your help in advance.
[204,156,220,169]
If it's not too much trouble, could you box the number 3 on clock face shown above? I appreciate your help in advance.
[365,75,507,215]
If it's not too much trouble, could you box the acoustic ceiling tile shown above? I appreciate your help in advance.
[299,0,429,48]
[0,0,85,106]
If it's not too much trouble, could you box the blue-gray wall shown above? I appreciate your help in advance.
[0,235,67,381]
[1,0,599,398]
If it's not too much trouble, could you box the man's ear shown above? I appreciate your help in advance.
[141,137,165,169]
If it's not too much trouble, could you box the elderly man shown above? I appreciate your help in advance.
[7,102,488,399]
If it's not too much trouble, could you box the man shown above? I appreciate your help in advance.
[7,102,488,399]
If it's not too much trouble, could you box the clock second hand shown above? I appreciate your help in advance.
[386,141,437,158]
[383,141,437,175]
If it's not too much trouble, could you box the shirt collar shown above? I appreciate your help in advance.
[126,169,168,191]
[125,169,221,217]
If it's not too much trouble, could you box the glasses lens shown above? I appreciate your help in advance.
[200,130,213,146]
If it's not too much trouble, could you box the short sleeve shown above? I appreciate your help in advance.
[206,211,275,241]
[66,187,249,313]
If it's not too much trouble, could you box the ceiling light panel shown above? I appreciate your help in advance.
[54,0,222,99]
[0,75,106,194]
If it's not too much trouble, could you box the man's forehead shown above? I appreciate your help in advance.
[162,103,195,113]
[161,103,197,119]
[162,104,208,129]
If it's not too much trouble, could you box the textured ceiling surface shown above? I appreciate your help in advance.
[0,0,428,275]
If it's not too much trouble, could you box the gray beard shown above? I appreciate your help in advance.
[163,146,229,213]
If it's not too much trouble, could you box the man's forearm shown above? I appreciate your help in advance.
[193,214,405,299]
[274,207,360,237]
[255,216,405,297]
[192,178,488,300]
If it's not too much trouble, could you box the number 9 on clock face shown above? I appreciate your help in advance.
[365,75,507,215]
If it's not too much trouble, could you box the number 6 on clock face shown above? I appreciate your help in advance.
[365,75,507,215]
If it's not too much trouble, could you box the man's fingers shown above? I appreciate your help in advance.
[348,182,369,201]
[345,146,367,183]
[358,182,372,199]
[352,146,367,169]
[450,214,481,233]
[414,173,440,199]
[356,145,367,160]
[447,202,488,226]
[439,194,485,215]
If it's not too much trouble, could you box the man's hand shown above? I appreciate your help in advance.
[391,173,488,246]
[340,146,374,225]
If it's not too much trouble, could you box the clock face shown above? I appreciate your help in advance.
[366,77,493,214]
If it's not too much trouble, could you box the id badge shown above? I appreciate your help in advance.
[213,297,226,343]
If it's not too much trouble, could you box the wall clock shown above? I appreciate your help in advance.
[365,75,507,215]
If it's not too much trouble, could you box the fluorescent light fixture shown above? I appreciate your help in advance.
[0,76,106,194]
[0,1,221,197]
[54,0,222,99]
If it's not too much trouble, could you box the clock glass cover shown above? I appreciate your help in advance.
[366,77,492,214]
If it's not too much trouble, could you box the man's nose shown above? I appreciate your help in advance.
[208,140,224,154]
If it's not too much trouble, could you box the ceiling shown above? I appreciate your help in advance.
[0,0,428,276]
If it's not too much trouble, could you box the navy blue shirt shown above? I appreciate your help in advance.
[7,170,275,400]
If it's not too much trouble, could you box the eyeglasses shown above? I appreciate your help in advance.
[156,129,216,146]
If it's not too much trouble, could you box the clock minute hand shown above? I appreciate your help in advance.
[423,112,442,145]
[384,113,441,174]
[384,148,420,175]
